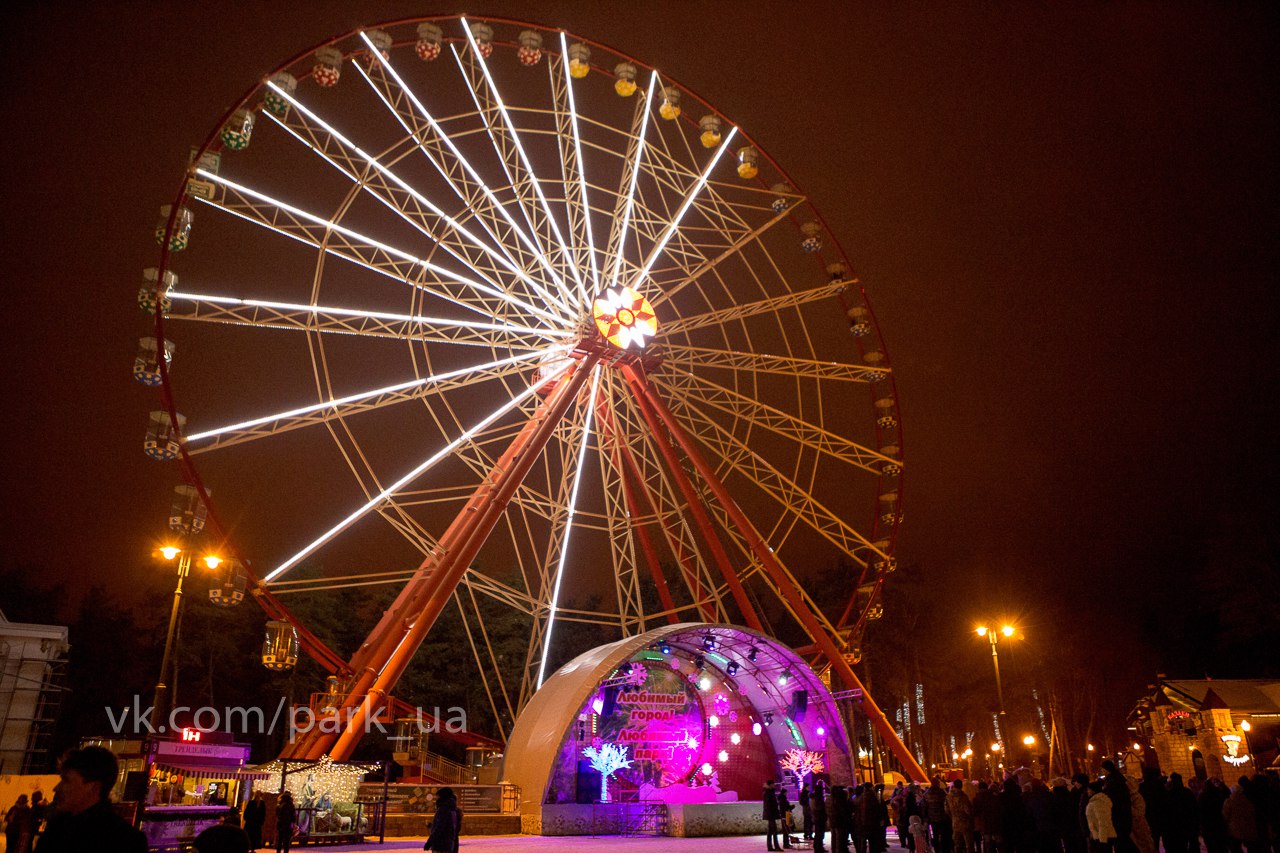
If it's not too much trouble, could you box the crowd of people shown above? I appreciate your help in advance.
[762,764,1280,853]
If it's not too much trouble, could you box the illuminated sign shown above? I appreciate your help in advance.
[1221,734,1250,766]
[180,728,202,742]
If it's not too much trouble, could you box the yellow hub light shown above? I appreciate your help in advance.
[593,286,657,350]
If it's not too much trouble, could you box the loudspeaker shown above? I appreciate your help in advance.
[788,689,809,721]
[601,685,620,719]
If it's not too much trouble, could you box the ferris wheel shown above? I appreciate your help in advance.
[138,15,915,775]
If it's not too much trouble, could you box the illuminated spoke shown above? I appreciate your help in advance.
[626,127,738,288]
[555,31,601,302]
[659,280,854,335]
[651,369,897,474]
[167,291,568,348]
[606,72,659,291]
[265,360,572,583]
[351,58,538,288]
[263,82,574,323]
[193,169,562,325]
[659,342,890,383]
[185,350,552,454]
[458,20,588,302]
[535,365,601,689]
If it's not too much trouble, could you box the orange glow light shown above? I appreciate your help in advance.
[593,286,657,350]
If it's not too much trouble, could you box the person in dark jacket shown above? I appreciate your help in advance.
[926,778,953,853]
[779,787,796,849]
[973,781,1002,853]
[425,787,462,853]
[274,791,296,853]
[1162,773,1199,853]
[1025,778,1058,853]
[764,779,782,852]
[801,784,815,842]
[36,746,147,853]
[1000,777,1030,853]
[814,781,830,853]
[1052,778,1085,853]
[1199,777,1231,853]
[243,793,267,852]
[1100,761,1135,853]
[831,786,851,853]
[1138,768,1168,853]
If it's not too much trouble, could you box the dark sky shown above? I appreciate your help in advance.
[2,2,1276,685]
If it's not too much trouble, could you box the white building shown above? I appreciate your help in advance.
[0,608,69,773]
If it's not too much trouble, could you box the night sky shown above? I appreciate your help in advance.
[2,1,1276,692]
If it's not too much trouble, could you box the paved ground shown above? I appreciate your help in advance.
[314,834,795,852]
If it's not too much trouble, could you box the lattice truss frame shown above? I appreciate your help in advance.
[148,16,906,744]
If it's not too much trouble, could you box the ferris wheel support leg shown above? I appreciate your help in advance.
[594,396,680,625]
[316,358,599,763]
[621,370,764,632]
[623,366,928,782]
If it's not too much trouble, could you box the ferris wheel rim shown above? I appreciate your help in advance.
[146,13,905,695]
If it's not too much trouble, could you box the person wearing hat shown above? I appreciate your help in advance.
[425,787,462,853]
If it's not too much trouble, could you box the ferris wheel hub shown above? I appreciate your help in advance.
[591,286,657,351]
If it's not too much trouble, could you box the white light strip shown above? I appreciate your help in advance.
[167,291,568,341]
[185,349,550,443]
[629,127,739,287]
[607,71,659,292]
[353,41,575,310]
[265,81,571,324]
[459,19,588,303]
[265,359,575,583]
[559,31,601,304]
[194,167,558,325]
[536,364,602,688]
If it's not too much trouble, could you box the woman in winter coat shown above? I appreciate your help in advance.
[1086,781,1117,853]
[425,787,463,853]
[1221,778,1258,853]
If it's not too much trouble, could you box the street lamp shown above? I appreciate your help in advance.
[152,545,222,728]
[975,622,1018,725]
[151,485,219,730]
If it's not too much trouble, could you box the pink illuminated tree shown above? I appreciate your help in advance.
[779,749,826,778]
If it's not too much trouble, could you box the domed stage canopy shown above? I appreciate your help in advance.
[503,623,852,834]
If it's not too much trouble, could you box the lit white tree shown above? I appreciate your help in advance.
[582,743,634,802]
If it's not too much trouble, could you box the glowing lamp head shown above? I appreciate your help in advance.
[1241,720,1251,732]
[160,546,181,560]
[1086,743,1095,752]
[698,676,712,691]
[592,286,657,350]
[753,722,763,736]
[991,743,1002,752]
[976,625,988,637]
[1001,625,1015,637]
[1023,735,1036,746]
[817,726,826,737]
[202,555,223,570]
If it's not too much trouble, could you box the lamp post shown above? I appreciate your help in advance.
[151,484,218,730]
[975,623,1017,730]
[152,546,221,729]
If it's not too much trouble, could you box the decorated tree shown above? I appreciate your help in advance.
[582,743,633,803]
[779,749,826,779]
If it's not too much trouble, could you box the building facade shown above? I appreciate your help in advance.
[1129,677,1280,780]
[0,608,69,773]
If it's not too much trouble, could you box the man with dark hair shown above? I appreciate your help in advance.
[37,746,147,852]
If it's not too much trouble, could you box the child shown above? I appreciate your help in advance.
[909,814,930,853]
